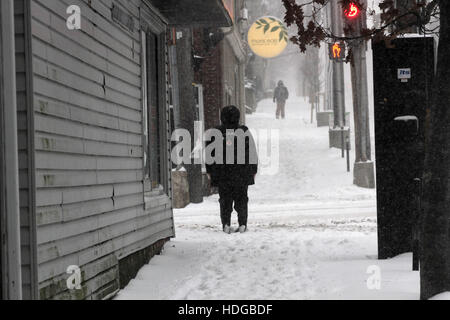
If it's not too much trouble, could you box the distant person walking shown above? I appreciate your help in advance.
[273,80,289,119]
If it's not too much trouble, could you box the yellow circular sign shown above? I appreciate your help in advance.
[248,16,288,59]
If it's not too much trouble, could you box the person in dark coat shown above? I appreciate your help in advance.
[273,80,289,119]
[206,106,258,234]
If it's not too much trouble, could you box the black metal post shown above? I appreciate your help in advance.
[412,178,422,271]
[346,136,351,172]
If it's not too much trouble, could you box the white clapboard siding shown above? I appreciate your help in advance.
[37,208,172,264]
[29,0,175,300]
[35,132,143,158]
[38,253,119,300]
[38,220,174,282]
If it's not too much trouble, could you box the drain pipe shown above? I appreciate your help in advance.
[1,0,22,300]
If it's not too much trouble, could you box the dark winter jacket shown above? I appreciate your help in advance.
[206,106,258,187]
[273,85,289,103]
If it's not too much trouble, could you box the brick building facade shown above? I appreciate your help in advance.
[193,0,247,130]
[193,30,224,130]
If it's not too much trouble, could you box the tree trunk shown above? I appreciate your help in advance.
[420,0,450,300]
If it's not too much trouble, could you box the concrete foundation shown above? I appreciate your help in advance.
[202,172,212,196]
[118,238,169,290]
[354,161,375,189]
[172,169,190,208]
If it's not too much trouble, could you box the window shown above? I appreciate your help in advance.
[141,31,164,194]
[225,86,233,106]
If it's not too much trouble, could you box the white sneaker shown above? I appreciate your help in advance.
[238,225,247,233]
[223,225,231,234]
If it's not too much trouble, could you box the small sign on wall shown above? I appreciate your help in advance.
[398,68,411,82]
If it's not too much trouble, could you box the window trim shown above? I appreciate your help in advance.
[140,27,170,197]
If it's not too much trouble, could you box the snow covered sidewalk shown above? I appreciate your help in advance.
[115,98,420,300]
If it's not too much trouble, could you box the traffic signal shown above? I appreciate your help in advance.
[344,2,360,19]
[328,42,345,61]
[343,1,363,36]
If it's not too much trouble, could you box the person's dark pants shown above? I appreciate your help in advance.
[218,184,249,227]
[276,101,286,119]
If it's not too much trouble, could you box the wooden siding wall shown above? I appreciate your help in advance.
[29,0,174,300]
[14,0,38,300]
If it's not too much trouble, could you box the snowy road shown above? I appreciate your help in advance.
[116,98,420,300]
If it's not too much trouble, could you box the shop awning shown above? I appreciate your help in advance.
[151,0,233,27]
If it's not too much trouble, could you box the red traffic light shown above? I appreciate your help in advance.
[344,3,360,19]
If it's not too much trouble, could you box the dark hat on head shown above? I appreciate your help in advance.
[221,105,241,129]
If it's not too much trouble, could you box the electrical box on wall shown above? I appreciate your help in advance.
[372,36,435,259]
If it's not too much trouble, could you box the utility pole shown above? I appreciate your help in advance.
[327,1,350,154]
[330,0,346,128]
[176,28,204,204]
[344,0,375,188]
